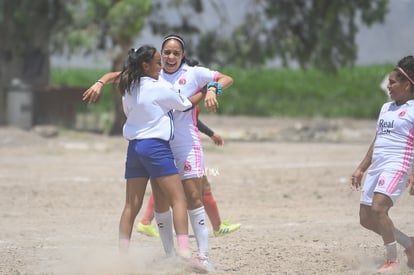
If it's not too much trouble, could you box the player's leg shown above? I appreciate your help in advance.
[173,143,214,271]
[119,139,149,253]
[359,204,381,234]
[372,193,400,272]
[183,177,214,271]
[136,193,159,237]
[202,175,220,231]
[142,138,191,258]
[360,194,413,270]
[360,202,413,264]
[202,175,241,237]
[370,171,409,272]
[118,177,148,253]
[153,174,190,257]
[141,193,155,224]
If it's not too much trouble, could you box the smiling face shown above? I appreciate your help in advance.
[143,51,162,80]
[161,39,185,74]
[387,70,413,105]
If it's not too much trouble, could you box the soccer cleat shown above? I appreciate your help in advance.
[181,256,212,273]
[195,256,214,273]
[378,260,400,273]
[404,237,414,269]
[136,222,159,237]
[213,218,241,237]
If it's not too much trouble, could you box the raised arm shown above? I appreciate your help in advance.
[204,72,233,112]
[82,71,121,103]
[187,91,205,106]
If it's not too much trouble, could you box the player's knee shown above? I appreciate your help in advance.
[186,194,202,209]
[359,208,374,229]
[123,204,140,219]
[370,203,388,219]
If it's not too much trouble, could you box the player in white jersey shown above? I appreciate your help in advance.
[350,55,414,273]
[159,34,233,270]
[99,46,209,272]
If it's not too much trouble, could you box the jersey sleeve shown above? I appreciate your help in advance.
[193,66,218,88]
[157,84,193,112]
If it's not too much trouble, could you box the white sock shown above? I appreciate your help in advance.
[155,210,175,256]
[188,206,209,258]
[385,241,398,262]
[394,228,413,249]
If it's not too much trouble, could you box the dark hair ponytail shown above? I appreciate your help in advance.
[118,45,157,95]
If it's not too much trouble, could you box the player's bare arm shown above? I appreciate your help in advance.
[82,71,121,103]
[350,138,374,191]
[204,73,233,112]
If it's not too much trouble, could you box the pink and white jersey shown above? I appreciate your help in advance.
[160,64,219,147]
[371,100,414,173]
[160,64,218,179]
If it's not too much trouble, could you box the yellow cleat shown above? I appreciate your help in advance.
[213,218,241,237]
[136,222,159,237]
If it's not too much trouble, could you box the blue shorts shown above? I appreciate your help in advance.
[124,138,179,179]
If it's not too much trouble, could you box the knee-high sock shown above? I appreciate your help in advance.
[155,210,174,256]
[140,194,155,225]
[188,206,209,258]
[202,189,221,231]
[394,227,413,249]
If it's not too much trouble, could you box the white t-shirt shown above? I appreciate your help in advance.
[160,64,218,147]
[122,76,193,141]
[371,100,414,173]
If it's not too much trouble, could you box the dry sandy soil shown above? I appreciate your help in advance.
[2,115,414,275]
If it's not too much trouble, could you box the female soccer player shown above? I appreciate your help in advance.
[350,55,414,273]
[114,45,203,262]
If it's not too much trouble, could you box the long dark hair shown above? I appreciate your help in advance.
[118,45,157,95]
[395,55,414,93]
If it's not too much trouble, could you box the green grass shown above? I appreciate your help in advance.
[50,64,393,119]
[216,65,392,119]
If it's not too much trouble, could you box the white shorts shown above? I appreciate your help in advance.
[360,169,407,206]
[172,144,204,180]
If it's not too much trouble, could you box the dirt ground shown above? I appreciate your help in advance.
[2,115,414,275]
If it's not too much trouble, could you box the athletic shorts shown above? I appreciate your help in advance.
[171,144,204,180]
[124,138,179,179]
[360,169,407,206]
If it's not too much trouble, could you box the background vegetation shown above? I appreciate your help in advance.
[1,0,389,134]
[51,64,392,121]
